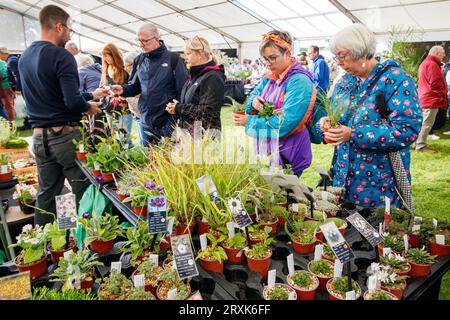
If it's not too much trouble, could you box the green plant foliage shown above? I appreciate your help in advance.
[366,290,395,300]
[136,260,164,287]
[97,270,133,300]
[382,234,405,252]
[247,227,274,259]
[309,260,333,277]
[197,233,228,263]
[224,232,247,249]
[93,140,123,173]
[267,287,289,300]
[223,96,247,112]
[379,253,409,272]
[32,287,98,300]
[79,214,124,244]
[157,269,190,300]
[126,287,156,300]
[406,248,437,265]
[330,276,360,296]
[120,221,156,265]
[290,271,314,289]
[44,220,68,251]
[258,102,276,120]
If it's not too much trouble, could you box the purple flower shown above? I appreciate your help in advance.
[144,180,156,190]
[150,197,165,208]
[95,176,104,184]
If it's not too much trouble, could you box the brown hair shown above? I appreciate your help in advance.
[101,43,126,85]
[39,5,70,31]
[259,30,293,55]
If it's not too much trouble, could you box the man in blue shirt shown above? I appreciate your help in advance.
[307,45,330,93]
[19,5,106,225]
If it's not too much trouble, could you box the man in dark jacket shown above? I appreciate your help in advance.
[307,46,330,93]
[416,45,447,152]
[77,54,102,92]
[111,23,188,146]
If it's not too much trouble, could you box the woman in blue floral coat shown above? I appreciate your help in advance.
[317,24,422,208]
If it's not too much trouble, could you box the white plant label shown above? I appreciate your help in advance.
[314,244,324,261]
[168,288,177,300]
[94,161,100,170]
[322,211,327,222]
[383,247,392,257]
[403,234,409,253]
[379,222,383,235]
[200,234,207,251]
[291,203,299,213]
[111,262,122,273]
[414,216,423,223]
[133,274,145,288]
[432,218,438,228]
[436,235,446,245]
[236,249,244,258]
[167,217,175,234]
[345,290,356,300]
[268,270,276,289]
[63,250,72,260]
[255,205,259,222]
[79,144,84,153]
[149,254,159,266]
[226,222,235,239]
[201,216,207,223]
[412,225,421,232]
[333,260,343,278]
[288,291,296,300]
[368,276,377,292]
[1,165,8,174]
[287,254,295,276]
[384,197,390,215]
[321,191,328,202]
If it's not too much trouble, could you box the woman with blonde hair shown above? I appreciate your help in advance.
[101,43,133,146]
[166,36,225,136]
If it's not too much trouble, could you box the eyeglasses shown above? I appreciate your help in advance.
[62,24,75,36]
[333,52,350,62]
[261,54,281,63]
[137,37,156,45]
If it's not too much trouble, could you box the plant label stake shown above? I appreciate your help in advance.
[412,225,420,233]
[133,274,145,288]
[196,175,220,205]
[148,196,167,252]
[321,191,328,202]
[111,261,122,273]
[288,291,296,300]
[287,254,295,276]
[346,212,384,247]
[384,196,391,225]
[414,216,422,223]
[167,217,175,235]
[170,234,199,280]
[268,270,276,289]
[0,165,7,174]
[320,222,354,264]
[65,229,70,249]
[200,234,207,251]
[245,227,252,249]
[367,275,377,292]
[168,288,177,300]
[226,222,235,239]
[227,197,253,230]
[56,194,78,231]
[255,205,259,222]
[291,203,299,213]
[94,161,100,171]
[383,247,392,256]
[432,218,438,229]
[333,260,343,278]
[314,244,324,261]
[322,211,327,222]
[79,144,84,153]
[403,234,409,253]
[149,254,159,266]
[317,168,332,191]
[379,222,383,235]
[345,290,356,300]
[63,250,72,260]
[436,234,445,245]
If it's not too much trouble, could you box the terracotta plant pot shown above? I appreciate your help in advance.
[287,272,319,300]
[0,171,13,182]
[91,169,102,177]
[197,220,209,236]
[245,248,272,279]
[233,110,245,116]
[132,206,148,217]
[323,124,342,144]
[363,289,398,300]
[78,278,94,290]
[326,279,361,300]
[159,235,171,250]
[15,254,47,279]
[307,260,334,291]
[175,222,196,235]
[429,240,450,257]
[259,218,278,236]
[408,260,432,277]
[315,231,324,242]
[223,245,245,263]
[76,151,87,162]
[90,239,114,253]
[395,262,412,277]
[48,239,78,265]
[200,257,224,273]
[263,283,297,300]
[117,193,129,202]
[292,239,316,255]
[408,234,420,248]
[321,254,336,264]
[156,283,191,300]
[249,237,265,246]
[101,172,115,183]
[277,216,287,229]
[381,280,406,300]
[19,200,35,215]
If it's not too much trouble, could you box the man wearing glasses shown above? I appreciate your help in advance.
[18,5,106,225]
[111,23,188,146]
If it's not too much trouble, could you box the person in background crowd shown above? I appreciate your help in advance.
[65,40,79,56]
[123,51,142,142]
[0,72,8,119]
[101,43,133,147]
[0,57,14,121]
[415,45,447,152]
[77,54,102,92]
[297,53,308,69]
[233,30,316,177]
[0,47,21,92]
[444,57,450,135]
[317,23,422,209]
[18,5,106,225]
[110,23,188,146]
[166,36,225,137]
[307,45,330,93]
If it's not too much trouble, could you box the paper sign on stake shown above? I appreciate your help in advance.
[287,254,295,276]
[368,276,377,292]
[379,222,383,235]
[322,211,327,222]
[149,254,159,266]
[94,161,100,171]
[403,234,409,253]
[433,218,438,228]
[385,197,390,215]
[226,222,235,239]
[63,250,72,260]
[0,165,7,174]
[56,194,78,231]
[333,260,343,278]
[383,247,392,256]
[200,234,207,251]
[314,244,324,261]
[167,217,175,234]
[133,274,145,288]
[322,191,328,202]
[436,235,446,245]
[345,291,356,300]
[79,144,84,153]
[412,225,421,232]
[111,262,122,272]
[255,206,259,222]
[168,288,177,300]
[414,216,423,223]
[236,249,244,258]
[268,270,276,289]
[291,203,299,213]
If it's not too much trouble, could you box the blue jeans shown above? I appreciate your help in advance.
[139,120,174,147]
[0,102,9,120]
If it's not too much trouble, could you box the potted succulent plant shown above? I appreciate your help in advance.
[301,220,323,241]
[86,152,102,177]
[314,200,339,218]
[257,192,279,236]
[371,263,408,299]
[9,224,47,279]
[363,289,398,300]
[120,221,157,268]
[223,232,247,263]
[308,259,334,291]
[244,226,274,279]
[322,243,336,262]
[263,283,296,300]
[13,184,37,214]
[248,225,269,245]
[378,234,405,256]
[379,252,411,277]
[326,276,361,300]
[197,233,228,273]
[156,269,191,300]
[126,287,156,300]
[405,247,437,277]
[287,270,320,300]
[132,259,164,296]
[313,190,340,205]
[271,205,289,229]
[318,186,344,197]
[32,286,98,300]
[44,220,78,265]
[428,224,450,257]
[79,214,124,253]
[50,249,103,291]
[97,269,133,300]
[284,213,318,254]
[0,153,13,182]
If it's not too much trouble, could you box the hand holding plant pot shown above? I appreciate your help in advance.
[196,233,228,273]
[319,95,352,145]
[224,96,246,115]
[9,224,48,279]
[79,214,124,253]
[13,184,37,214]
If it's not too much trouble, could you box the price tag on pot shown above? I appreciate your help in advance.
[56,194,77,231]
[346,212,384,247]
[345,290,356,300]
[383,247,392,257]
[1,165,7,174]
[287,254,295,276]
[196,175,220,205]
[314,244,324,261]
[436,234,446,245]
[63,250,73,260]
[226,222,235,239]
[432,218,438,228]
[403,234,409,253]
[167,217,175,234]
[333,260,343,278]
[384,197,390,215]
[111,261,122,273]
[149,254,159,266]
[133,274,145,288]
[170,234,199,280]
[79,144,84,153]
[367,275,377,292]
[168,288,177,300]
[147,196,167,235]
[268,270,276,289]
[0,272,31,300]
[227,197,253,229]
[200,234,207,251]
[320,222,354,264]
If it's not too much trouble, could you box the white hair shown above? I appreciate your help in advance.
[76,53,94,68]
[429,45,444,56]
[123,51,139,64]
[138,22,159,38]
[66,41,78,50]
[330,23,377,60]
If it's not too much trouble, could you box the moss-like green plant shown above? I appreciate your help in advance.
[330,276,360,297]
[382,234,405,252]
[290,271,315,289]
[126,287,155,300]
[366,290,396,300]
[309,260,333,277]
[97,270,133,300]
[267,287,289,300]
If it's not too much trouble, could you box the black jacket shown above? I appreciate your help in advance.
[175,60,225,134]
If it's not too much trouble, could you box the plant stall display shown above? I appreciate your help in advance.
[244,226,274,279]
[156,269,191,300]
[196,233,228,273]
[284,214,317,254]
[223,231,247,263]
[50,250,103,291]
[120,221,157,268]
[405,248,437,277]
[92,140,123,182]
[326,276,361,300]
[13,184,37,214]
[9,224,47,279]
[133,260,164,296]
[371,263,408,299]
[79,214,124,253]
[379,253,411,276]
[263,283,296,300]
[308,259,334,291]
[0,153,14,182]
[44,220,78,264]
[363,289,398,300]
[286,270,320,300]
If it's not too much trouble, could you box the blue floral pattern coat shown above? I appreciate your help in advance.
[323,59,422,208]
